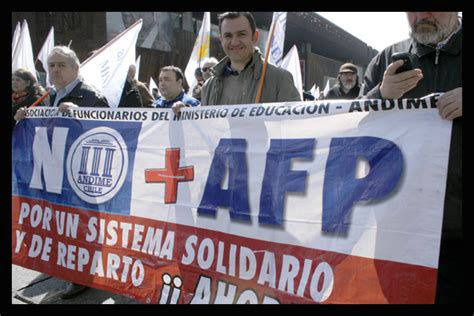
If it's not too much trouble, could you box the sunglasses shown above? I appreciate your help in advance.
[202,67,211,72]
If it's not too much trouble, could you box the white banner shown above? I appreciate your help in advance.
[13,95,451,303]
[80,19,143,108]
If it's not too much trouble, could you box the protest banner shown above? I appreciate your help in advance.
[12,95,451,303]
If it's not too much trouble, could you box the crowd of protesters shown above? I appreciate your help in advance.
[12,12,462,304]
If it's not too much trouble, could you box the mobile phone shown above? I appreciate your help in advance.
[391,52,414,74]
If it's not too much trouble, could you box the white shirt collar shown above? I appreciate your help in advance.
[53,78,81,107]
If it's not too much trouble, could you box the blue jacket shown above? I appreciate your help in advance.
[153,90,200,108]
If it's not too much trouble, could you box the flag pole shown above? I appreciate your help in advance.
[255,19,276,103]
[29,91,50,108]
[80,18,142,67]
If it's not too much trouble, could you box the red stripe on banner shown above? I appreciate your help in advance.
[12,196,437,304]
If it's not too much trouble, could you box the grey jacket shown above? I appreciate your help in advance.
[201,49,301,105]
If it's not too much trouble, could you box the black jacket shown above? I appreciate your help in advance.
[362,27,462,241]
[49,79,109,108]
[362,28,462,100]
[325,84,361,100]
[118,80,142,108]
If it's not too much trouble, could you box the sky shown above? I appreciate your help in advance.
[316,12,411,51]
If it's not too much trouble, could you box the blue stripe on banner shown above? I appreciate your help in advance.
[12,117,142,216]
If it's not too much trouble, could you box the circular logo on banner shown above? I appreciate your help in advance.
[66,127,128,204]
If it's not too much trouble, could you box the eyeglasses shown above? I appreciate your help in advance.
[202,67,211,72]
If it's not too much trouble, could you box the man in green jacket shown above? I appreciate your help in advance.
[172,12,300,114]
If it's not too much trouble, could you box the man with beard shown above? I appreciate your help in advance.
[324,63,361,99]
[361,12,462,303]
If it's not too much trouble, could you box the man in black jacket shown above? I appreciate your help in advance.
[118,64,155,108]
[324,63,361,100]
[14,46,108,121]
[361,12,462,303]
[47,46,108,112]
[41,46,108,299]
[118,65,142,108]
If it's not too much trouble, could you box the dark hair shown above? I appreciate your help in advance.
[12,68,45,95]
[160,65,184,82]
[218,12,256,35]
[194,67,203,77]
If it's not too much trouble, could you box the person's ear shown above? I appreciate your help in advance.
[253,30,259,43]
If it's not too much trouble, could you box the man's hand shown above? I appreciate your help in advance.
[171,101,186,116]
[14,107,27,121]
[437,87,462,120]
[58,102,78,113]
[380,60,424,99]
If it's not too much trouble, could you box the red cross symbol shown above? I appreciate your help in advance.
[144,148,194,204]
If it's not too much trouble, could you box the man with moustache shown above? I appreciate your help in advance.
[361,12,462,303]
[324,63,361,99]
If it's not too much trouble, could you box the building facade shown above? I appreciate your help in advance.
[12,12,378,92]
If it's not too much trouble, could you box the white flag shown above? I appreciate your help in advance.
[80,19,143,108]
[184,12,210,94]
[12,20,36,76]
[37,26,55,87]
[309,84,320,100]
[267,12,287,67]
[358,83,365,97]
[323,80,331,98]
[281,45,303,99]
[12,21,21,60]
[135,55,141,80]
[314,86,320,100]
[310,84,316,98]
[149,76,160,106]
[149,77,159,94]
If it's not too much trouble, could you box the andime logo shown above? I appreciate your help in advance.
[66,127,128,204]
